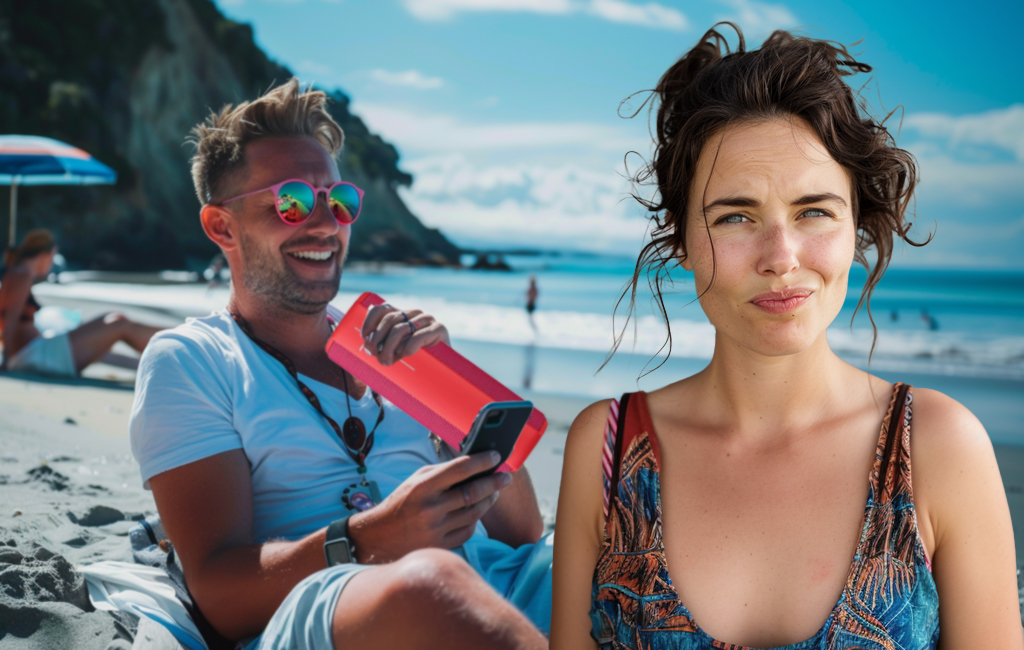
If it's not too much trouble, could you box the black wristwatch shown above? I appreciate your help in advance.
[324,516,356,566]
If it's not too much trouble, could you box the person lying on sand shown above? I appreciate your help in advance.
[130,79,551,650]
[0,229,163,377]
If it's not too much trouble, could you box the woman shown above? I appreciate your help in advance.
[551,25,1021,649]
[0,230,162,377]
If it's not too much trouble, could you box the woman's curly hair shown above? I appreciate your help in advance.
[612,23,929,372]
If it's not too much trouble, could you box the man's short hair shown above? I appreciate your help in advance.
[189,78,344,204]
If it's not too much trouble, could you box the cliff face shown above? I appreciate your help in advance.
[0,0,460,269]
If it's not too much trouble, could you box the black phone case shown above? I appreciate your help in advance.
[454,402,533,486]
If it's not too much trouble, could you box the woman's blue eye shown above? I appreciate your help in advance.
[801,208,830,218]
[719,214,746,224]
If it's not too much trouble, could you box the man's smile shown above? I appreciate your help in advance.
[287,250,335,262]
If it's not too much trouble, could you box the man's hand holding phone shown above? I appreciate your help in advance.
[346,451,512,564]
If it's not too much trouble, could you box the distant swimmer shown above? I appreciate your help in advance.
[525,274,538,331]
[921,308,939,330]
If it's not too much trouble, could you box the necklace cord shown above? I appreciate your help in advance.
[229,311,385,468]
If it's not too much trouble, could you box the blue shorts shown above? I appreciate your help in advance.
[244,533,552,649]
[243,563,370,650]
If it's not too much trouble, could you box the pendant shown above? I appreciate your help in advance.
[342,479,381,512]
[342,416,367,451]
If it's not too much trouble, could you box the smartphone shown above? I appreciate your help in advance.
[455,401,534,486]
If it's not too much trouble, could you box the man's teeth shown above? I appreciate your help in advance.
[289,251,334,261]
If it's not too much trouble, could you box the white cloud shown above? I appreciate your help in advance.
[397,154,649,252]
[904,104,1024,162]
[715,0,798,39]
[350,102,648,155]
[348,102,652,251]
[369,69,445,90]
[910,154,1024,207]
[403,0,687,31]
[587,0,687,30]
[897,105,1024,209]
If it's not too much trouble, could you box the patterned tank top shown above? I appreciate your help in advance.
[590,383,940,649]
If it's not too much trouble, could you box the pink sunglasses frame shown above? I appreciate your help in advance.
[217,178,365,225]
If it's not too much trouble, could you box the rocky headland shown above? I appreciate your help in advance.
[0,0,460,270]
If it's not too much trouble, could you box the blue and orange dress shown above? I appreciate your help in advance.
[590,383,940,649]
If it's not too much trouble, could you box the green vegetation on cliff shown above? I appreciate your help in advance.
[0,0,458,269]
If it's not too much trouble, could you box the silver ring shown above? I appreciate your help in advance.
[408,319,418,334]
[376,340,385,354]
[400,311,410,323]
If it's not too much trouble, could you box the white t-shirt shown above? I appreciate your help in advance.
[129,311,487,544]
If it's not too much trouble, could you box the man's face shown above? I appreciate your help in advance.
[228,136,349,314]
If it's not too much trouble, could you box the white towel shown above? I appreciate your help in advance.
[80,561,207,650]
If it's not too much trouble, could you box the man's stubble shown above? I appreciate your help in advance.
[237,226,344,315]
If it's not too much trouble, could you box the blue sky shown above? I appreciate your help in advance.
[214,0,1024,268]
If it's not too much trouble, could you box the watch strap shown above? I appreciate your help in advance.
[324,516,355,566]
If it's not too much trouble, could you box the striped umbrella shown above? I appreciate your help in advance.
[0,135,117,247]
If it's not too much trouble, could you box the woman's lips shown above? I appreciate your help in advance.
[750,290,812,314]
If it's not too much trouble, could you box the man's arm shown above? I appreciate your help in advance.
[150,448,513,641]
[149,450,322,640]
[481,466,544,547]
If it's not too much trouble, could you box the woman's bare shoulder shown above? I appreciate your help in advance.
[910,387,991,455]
[907,387,1001,545]
[565,399,615,451]
[908,387,993,494]
[558,399,617,545]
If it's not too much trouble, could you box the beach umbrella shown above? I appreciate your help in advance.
[0,135,117,248]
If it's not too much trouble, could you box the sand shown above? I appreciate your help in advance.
[0,372,153,649]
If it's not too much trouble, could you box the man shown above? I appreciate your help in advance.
[130,79,551,650]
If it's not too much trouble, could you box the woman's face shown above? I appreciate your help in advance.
[681,117,856,358]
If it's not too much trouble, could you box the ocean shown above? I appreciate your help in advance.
[32,253,1024,443]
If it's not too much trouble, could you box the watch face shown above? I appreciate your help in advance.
[326,538,353,565]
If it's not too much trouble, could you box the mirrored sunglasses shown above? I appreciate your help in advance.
[217,179,364,225]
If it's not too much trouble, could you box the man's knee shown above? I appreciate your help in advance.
[389,548,480,603]
[345,549,482,619]
[331,550,485,644]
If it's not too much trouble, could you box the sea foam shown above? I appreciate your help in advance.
[31,282,1024,380]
